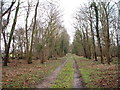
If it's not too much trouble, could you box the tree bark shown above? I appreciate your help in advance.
[117,2,120,64]
[85,27,91,59]
[0,0,2,65]
[3,1,20,66]
[80,30,87,58]
[12,36,15,58]
[92,2,104,63]
[105,16,110,64]
[25,1,30,60]
[90,12,97,61]
[101,3,111,64]
[28,1,39,64]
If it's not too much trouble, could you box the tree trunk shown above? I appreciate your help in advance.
[12,36,15,58]
[3,1,20,66]
[105,17,110,64]
[82,28,88,58]
[0,1,2,67]
[20,42,23,58]
[94,4,104,64]
[79,31,87,58]
[41,49,44,64]
[90,11,97,61]
[25,1,30,60]
[117,2,120,64]
[28,1,39,64]
[85,27,91,59]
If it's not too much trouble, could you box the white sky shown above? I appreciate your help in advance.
[1,0,119,50]
[1,0,89,50]
[1,0,88,47]
[59,0,88,43]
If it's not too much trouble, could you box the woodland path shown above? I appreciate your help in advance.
[36,56,86,88]
[73,58,86,88]
[35,58,68,88]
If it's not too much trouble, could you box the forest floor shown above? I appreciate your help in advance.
[74,55,119,88]
[2,57,66,88]
[2,54,119,88]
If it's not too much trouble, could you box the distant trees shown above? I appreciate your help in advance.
[72,0,118,64]
[1,0,70,66]
[59,29,70,56]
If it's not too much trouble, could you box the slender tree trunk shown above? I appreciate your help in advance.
[0,1,2,66]
[25,1,30,60]
[94,4,104,64]
[3,1,20,66]
[40,24,45,63]
[12,36,15,58]
[105,17,110,64]
[20,42,23,58]
[82,29,88,58]
[90,11,97,61]
[28,1,39,64]
[41,49,44,64]
[82,44,87,58]
[117,2,120,64]
[79,31,87,58]
[0,11,1,90]
[85,27,91,59]
[2,9,11,54]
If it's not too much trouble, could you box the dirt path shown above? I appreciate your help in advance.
[73,58,86,88]
[35,58,68,88]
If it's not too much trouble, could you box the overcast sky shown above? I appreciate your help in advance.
[59,0,88,43]
[1,0,88,44]
[1,0,89,49]
[2,0,118,49]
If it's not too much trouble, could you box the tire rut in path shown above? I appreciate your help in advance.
[73,58,86,88]
[35,58,68,88]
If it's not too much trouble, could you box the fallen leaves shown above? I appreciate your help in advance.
[2,59,65,88]
[75,55,119,88]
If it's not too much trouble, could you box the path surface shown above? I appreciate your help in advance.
[35,58,68,88]
[73,58,86,88]
[36,55,86,88]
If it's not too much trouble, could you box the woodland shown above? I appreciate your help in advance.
[0,0,119,88]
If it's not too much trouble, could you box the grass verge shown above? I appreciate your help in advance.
[74,55,118,88]
[50,56,74,88]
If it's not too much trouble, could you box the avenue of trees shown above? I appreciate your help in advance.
[0,0,70,66]
[72,0,119,64]
[0,0,119,66]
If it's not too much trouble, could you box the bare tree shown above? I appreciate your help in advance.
[91,2,104,63]
[28,0,39,64]
[89,8,97,61]
[3,0,20,66]
[25,0,31,60]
